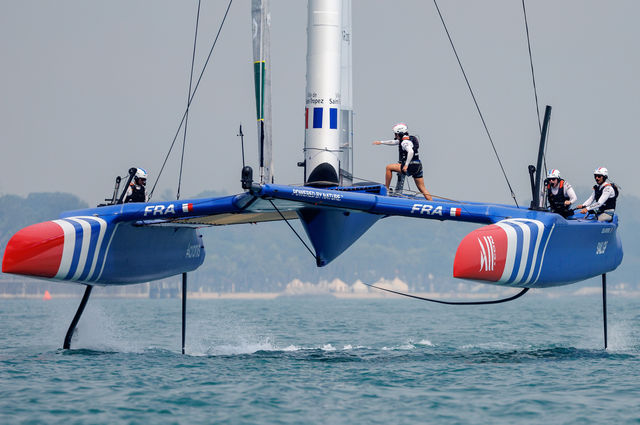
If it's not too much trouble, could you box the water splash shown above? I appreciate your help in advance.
[606,320,638,352]
[71,302,144,353]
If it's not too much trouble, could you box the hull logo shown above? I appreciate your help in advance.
[596,241,608,255]
[144,203,193,217]
[478,236,496,272]
[410,204,443,216]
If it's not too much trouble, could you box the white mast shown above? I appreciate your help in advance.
[252,0,273,184]
[304,0,342,187]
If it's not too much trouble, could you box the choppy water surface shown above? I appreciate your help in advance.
[1,294,639,424]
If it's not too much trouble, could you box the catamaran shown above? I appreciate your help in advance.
[2,0,622,351]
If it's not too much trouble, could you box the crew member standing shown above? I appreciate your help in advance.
[545,169,577,218]
[124,168,148,203]
[372,123,432,200]
[577,167,618,222]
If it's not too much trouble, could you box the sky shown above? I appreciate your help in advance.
[1,0,638,207]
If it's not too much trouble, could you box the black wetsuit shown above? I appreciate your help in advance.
[397,135,423,178]
[592,182,618,214]
[125,184,146,203]
[547,179,573,218]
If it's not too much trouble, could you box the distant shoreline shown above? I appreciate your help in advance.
[2,287,639,300]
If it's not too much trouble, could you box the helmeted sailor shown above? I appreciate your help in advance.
[372,123,432,200]
[124,168,148,203]
[577,167,618,222]
[545,169,577,218]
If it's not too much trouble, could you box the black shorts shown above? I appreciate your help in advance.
[403,161,423,179]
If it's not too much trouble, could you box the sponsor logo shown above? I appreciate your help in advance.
[596,241,608,255]
[185,243,201,259]
[478,236,496,272]
[292,188,343,202]
[410,204,443,216]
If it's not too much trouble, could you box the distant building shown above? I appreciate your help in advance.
[351,280,369,294]
[328,278,348,293]
[372,277,409,292]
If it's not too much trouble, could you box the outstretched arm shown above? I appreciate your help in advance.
[577,191,595,212]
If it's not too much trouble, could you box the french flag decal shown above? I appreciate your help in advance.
[450,207,461,217]
[329,108,338,129]
[182,203,193,213]
[313,107,323,129]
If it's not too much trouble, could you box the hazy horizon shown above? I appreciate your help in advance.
[1,1,637,206]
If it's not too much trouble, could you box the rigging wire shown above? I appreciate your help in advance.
[267,186,526,304]
[432,0,519,208]
[271,194,529,305]
[270,189,526,305]
[177,0,202,201]
[362,282,529,305]
[149,0,234,200]
[268,199,318,262]
[521,0,547,175]
[522,0,542,135]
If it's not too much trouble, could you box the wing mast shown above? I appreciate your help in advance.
[252,0,273,184]
[304,0,343,187]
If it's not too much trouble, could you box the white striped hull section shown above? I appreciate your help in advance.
[51,216,115,283]
[495,219,555,286]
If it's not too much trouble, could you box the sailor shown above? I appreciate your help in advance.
[372,123,432,200]
[577,167,618,222]
[124,168,148,203]
[545,169,577,218]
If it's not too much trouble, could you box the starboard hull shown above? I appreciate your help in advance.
[453,216,622,288]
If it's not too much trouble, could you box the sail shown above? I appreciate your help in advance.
[252,0,273,184]
[339,0,353,186]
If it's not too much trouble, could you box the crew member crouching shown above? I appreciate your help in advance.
[577,167,618,222]
[372,123,432,200]
[545,169,577,218]
[124,168,148,203]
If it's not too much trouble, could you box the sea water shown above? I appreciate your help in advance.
[1,293,639,424]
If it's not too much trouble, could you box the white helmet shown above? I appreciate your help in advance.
[547,169,561,179]
[135,168,148,180]
[392,123,408,134]
[594,167,608,177]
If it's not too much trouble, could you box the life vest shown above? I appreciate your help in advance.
[125,183,146,203]
[546,179,571,214]
[592,182,618,213]
[397,135,420,164]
